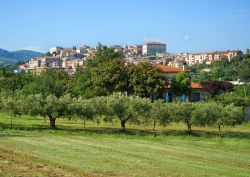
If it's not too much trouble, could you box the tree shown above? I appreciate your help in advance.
[69,97,95,128]
[72,47,124,98]
[238,59,250,82]
[149,100,170,130]
[94,47,123,64]
[217,104,245,137]
[23,70,69,97]
[0,73,34,94]
[191,102,244,137]
[169,102,194,133]
[0,92,23,126]
[203,80,234,98]
[44,94,72,129]
[23,94,72,129]
[191,102,219,128]
[129,62,166,100]
[89,59,130,96]
[104,95,140,130]
[132,97,152,126]
[172,72,191,98]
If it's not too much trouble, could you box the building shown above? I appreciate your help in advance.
[111,45,124,53]
[76,45,90,54]
[184,50,242,65]
[163,82,205,102]
[155,64,205,102]
[142,42,167,56]
[128,45,142,55]
[49,46,63,54]
[155,64,190,77]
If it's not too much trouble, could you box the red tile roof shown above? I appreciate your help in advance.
[165,82,203,89]
[191,83,203,89]
[155,64,191,73]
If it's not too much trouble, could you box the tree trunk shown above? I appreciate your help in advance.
[153,121,156,131]
[83,118,86,128]
[187,124,192,134]
[121,120,126,130]
[10,116,13,127]
[44,117,46,123]
[218,124,222,138]
[49,116,56,129]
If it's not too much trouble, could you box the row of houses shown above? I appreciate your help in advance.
[19,55,85,75]
[173,50,243,65]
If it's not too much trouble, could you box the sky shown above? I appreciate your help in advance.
[0,0,250,53]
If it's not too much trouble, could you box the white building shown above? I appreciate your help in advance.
[142,42,166,56]
[49,46,63,54]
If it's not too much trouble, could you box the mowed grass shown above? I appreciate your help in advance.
[0,113,250,177]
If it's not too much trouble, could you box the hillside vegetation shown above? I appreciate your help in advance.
[190,54,250,82]
[0,48,42,65]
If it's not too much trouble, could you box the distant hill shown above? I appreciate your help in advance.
[0,48,43,66]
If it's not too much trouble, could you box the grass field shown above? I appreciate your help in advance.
[0,113,250,177]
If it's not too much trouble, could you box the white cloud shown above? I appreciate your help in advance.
[183,35,192,41]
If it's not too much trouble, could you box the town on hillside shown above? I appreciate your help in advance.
[18,42,249,75]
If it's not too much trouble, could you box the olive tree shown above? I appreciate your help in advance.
[104,95,143,130]
[169,102,195,133]
[1,94,23,126]
[69,97,95,128]
[218,104,245,137]
[191,102,219,127]
[23,94,72,129]
[150,100,170,130]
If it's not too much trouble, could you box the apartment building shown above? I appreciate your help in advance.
[184,50,242,65]
[142,42,167,56]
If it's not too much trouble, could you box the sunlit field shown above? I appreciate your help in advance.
[0,113,250,177]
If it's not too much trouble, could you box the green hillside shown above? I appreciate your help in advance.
[0,48,43,66]
[190,54,250,83]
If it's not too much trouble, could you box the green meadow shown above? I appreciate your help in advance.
[0,113,250,177]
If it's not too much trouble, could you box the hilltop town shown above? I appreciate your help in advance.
[18,42,249,75]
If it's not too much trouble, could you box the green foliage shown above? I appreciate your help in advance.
[150,99,170,130]
[0,92,23,126]
[89,59,130,95]
[104,95,142,130]
[191,101,244,136]
[214,85,250,107]
[0,73,34,93]
[172,72,191,96]
[129,62,166,99]
[169,102,194,133]
[0,48,42,65]
[191,102,221,127]
[22,94,72,129]
[190,54,250,82]
[69,97,95,128]
[72,48,125,98]
[23,70,69,97]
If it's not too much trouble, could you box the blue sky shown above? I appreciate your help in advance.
[1,0,250,53]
